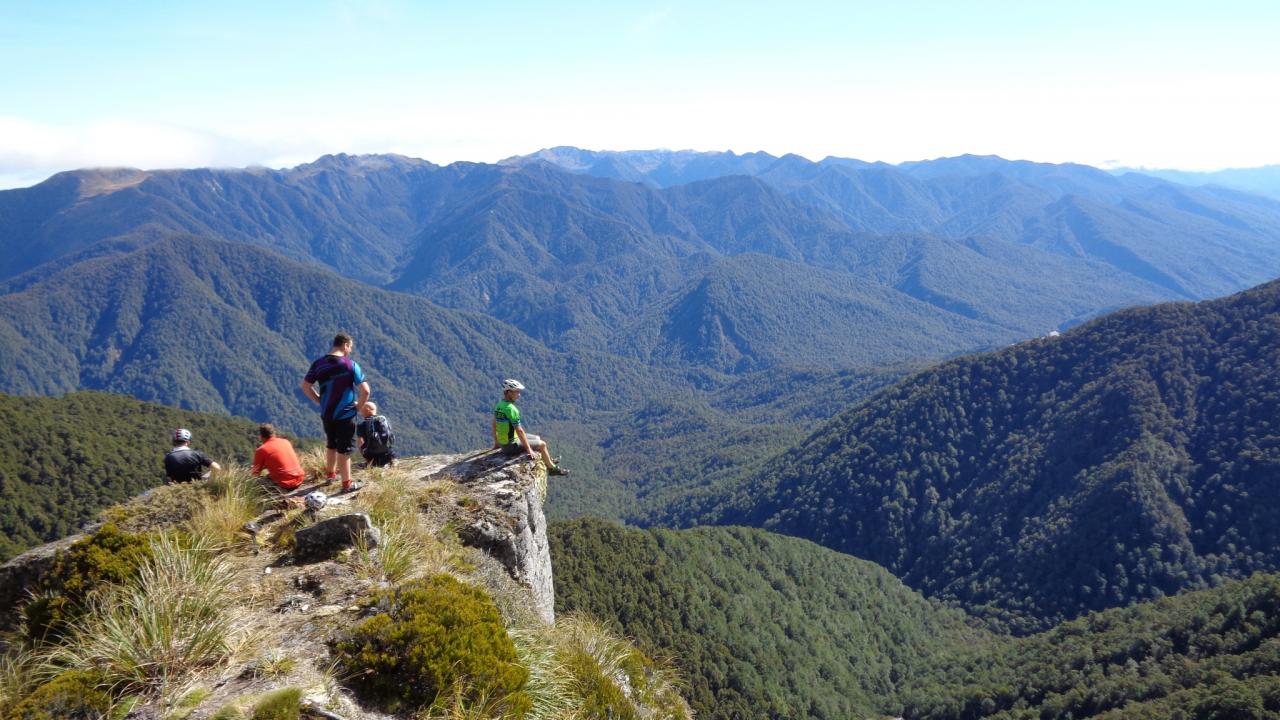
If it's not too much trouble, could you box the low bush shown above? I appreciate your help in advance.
[22,523,154,644]
[333,574,530,715]
[3,670,113,720]
[251,687,302,720]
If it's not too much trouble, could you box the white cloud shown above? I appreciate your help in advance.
[3,64,1278,190]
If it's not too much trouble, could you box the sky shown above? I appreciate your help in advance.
[2,0,1279,188]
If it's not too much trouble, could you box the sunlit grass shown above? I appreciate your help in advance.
[187,467,269,549]
[51,535,240,693]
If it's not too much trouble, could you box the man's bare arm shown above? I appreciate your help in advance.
[300,380,320,404]
[516,426,536,457]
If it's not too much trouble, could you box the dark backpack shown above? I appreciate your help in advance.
[363,415,395,454]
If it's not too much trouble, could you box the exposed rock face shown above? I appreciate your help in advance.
[0,531,85,626]
[422,451,556,624]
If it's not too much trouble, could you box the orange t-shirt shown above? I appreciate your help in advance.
[252,437,305,490]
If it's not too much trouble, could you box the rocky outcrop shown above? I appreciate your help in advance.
[0,449,557,629]
[0,531,86,626]
[420,450,555,624]
[293,513,381,560]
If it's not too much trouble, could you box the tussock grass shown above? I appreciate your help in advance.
[0,646,44,710]
[188,467,270,549]
[354,466,415,525]
[296,447,329,481]
[347,516,453,583]
[552,614,693,720]
[416,685,508,719]
[506,624,577,720]
[51,535,240,693]
[266,508,313,551]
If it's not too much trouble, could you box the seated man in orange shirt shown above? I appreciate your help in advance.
[251,423,306,492]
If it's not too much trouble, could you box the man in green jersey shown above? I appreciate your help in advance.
[492,378,568,476]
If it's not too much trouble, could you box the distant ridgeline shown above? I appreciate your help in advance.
[551,519,1280,720]
[0,391,265,560]
[719,279,1280,632]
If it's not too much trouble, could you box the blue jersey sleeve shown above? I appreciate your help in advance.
[352,361,366,384]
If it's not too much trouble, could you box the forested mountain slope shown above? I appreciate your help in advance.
[0,391,265,560]
[0,235,675,453]
[551,519,1280,720]
[550,519,988,720]
[900,573,1280,719]
[720,279,1280,631]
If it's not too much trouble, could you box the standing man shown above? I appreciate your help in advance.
[164,428,221,483]
[300,333,370,492]
[251,423,306,492]
[492,378,568,476]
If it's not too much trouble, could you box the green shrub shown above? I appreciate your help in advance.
[333,574,530,714]
[4,670,113,720]
[23,524,154,644]
[251,687,302,720]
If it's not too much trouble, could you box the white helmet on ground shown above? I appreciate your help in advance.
[304,491,328,512]
[503,379,526,392]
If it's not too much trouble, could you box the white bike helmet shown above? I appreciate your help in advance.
[503,379,526,392]
[173,428,192,443]
[304,491,328,512]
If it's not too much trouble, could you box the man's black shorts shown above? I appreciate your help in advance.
[323,415,358,454]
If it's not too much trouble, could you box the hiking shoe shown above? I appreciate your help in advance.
[339,480,363,494]
[548,465,569,476]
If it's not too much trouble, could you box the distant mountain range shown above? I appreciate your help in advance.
[3,148,1279,547]
[4,151,1279,379]
[1116,164,1280,201]
[714,279,1280,631]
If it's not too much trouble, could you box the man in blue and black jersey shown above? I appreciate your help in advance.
[301,332,371,492]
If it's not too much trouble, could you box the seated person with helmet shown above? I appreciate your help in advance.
[492,378,568,476]
[164,428,222,483]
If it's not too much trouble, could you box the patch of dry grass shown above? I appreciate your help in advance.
[296,447,329,481]
[51,535,243,694]
[188,467,270,550]
[0,646,44,710]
